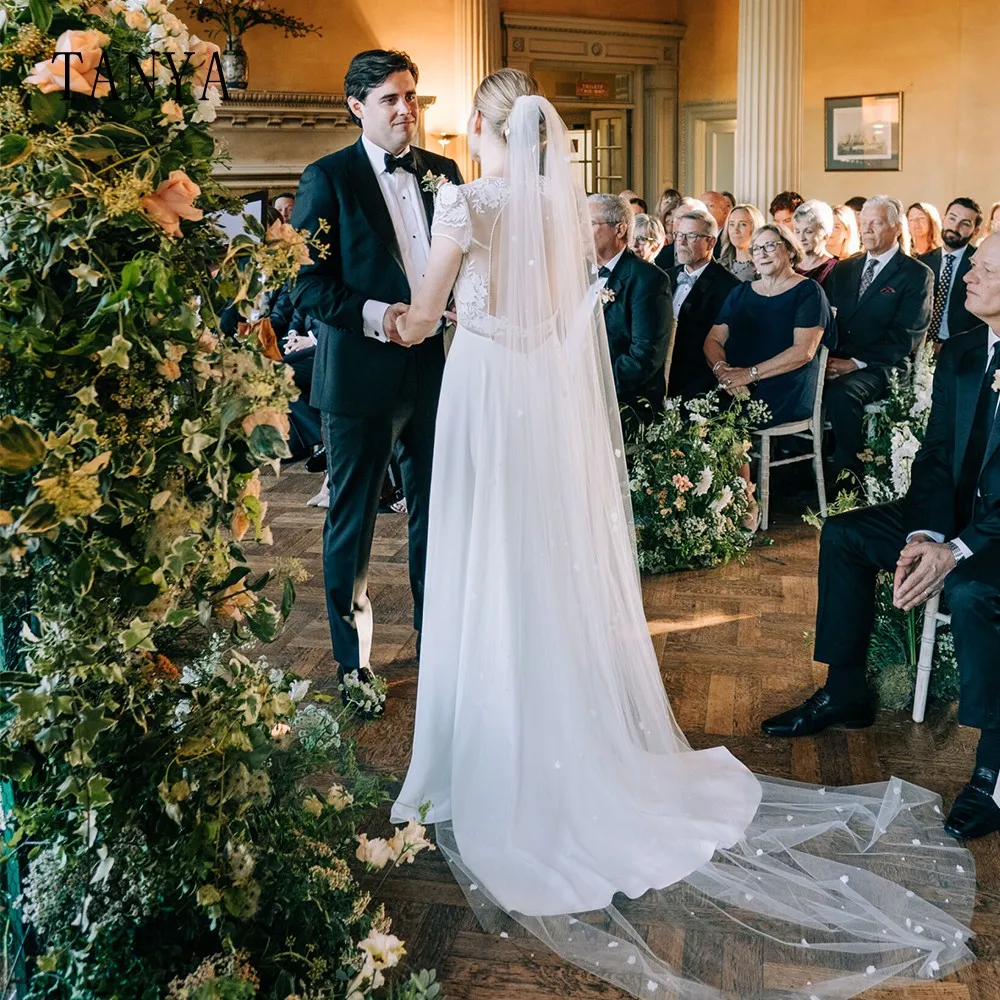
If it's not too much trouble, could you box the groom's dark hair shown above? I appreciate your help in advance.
[345,50,420,127]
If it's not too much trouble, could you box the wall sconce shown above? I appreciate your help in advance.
[434,132,456,152]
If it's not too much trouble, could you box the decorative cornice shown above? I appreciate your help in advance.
[502,13,685,41]
[211,92,436,130]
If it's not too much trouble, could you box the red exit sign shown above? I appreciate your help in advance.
[576,80,610,99]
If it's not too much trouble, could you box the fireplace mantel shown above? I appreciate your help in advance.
[210,91,437,194]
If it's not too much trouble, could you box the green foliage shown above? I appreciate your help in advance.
[189,0,322,41]
[630,394,767,573]
[0,2,434,997]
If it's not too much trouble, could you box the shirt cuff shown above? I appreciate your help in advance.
[950,537,973,559]
[362,299,391,342]
[851,358,868,370]
[906,530,945,544]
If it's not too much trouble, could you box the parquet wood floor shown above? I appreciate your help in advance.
[257,465,1000,999]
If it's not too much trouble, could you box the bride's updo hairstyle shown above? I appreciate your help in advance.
[473,69,542,141]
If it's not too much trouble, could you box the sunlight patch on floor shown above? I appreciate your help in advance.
[647,612,754,635]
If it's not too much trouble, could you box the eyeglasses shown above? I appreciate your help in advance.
[750,241,785,256]
[674,232,709,243]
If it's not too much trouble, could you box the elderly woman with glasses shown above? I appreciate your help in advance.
[629,213,667,263]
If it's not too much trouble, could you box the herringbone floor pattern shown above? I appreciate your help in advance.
[256,465,1000,999]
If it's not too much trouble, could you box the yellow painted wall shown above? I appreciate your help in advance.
[677,0,738,105]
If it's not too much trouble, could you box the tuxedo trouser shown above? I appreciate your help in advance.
[815,502,1000,727]
[320,374,438,670]
[283,347,322,456]
[824,366,890,475]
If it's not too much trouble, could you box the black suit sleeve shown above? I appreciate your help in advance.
[900,342,958,539]
[267,283,298,340]
[614,266,673,397]
[288,163,367,335]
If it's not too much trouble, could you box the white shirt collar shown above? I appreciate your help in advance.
[989,327,999,351]
[942,242,970,262]
[866,244,899,267]
[602,248,626,275]
[361,133,411,176]
[684,258,712,278]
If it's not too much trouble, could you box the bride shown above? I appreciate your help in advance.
[389,69,975,998]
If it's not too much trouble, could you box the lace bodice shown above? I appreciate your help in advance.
[431,177,510,338]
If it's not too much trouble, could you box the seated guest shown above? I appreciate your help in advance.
[823,195,934,478]
[769,190,803,227]
[920,197,983,342]
[700,191,731,258]
[630,213,666,263]
[271,191,296,224]
[907,201,943,257]
[666,208,739,399]
[589,194,673,436]
[761,232,1000,842]
[987,201,1000,238]
[654,187,682,237]
[704,223,830,428]
[793,199,838,286]
[655,196,709,272]
[828,204,861,259]
[721,191,736,213]
[845,195,866,216]
[719,203,765,282]
[629,196,648,216]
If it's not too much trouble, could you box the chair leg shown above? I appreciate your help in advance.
[757,434,771,532]
[813,427,827,520]
[912,594,940,723]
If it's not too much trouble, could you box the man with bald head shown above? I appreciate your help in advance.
[763,233,1000,842]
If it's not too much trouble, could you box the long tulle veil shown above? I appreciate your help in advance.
[429,94,977,999]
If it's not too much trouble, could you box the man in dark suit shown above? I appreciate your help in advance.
[823,195,934,478]
[762,232,1000,841]
[667,207,739,398]
[589,193,673,437]
[290,50,462,700]
[653,196,708,273]
[919,197,982,343]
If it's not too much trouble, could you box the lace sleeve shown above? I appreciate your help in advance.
[432,183,472,253]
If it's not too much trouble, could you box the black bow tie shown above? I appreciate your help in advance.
[385,151,417,175]
[598,265,611,279]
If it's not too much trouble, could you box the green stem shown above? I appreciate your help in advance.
[907,607,918,666]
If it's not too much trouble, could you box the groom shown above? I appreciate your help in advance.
[762,231,1000,840]
[290,50,462,697]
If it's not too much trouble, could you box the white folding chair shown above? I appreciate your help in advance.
[912,593,952,723]
[752,346,829,531]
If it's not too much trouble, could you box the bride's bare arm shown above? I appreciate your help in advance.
[397,236,464,344]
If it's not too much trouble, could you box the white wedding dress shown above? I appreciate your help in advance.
[391,97,976,998]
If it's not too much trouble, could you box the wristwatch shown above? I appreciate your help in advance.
[749,365,761,383]
[946,540,967,564]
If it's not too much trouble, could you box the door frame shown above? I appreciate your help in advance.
[679,100,737,197]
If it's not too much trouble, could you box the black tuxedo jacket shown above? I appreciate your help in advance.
[902,324,999,553]
[654,242,675,272]
[289,138,462,416]
[602,249,673,421]
[666,259,740,398]
[825,250,934,368]
[918,246,979,340]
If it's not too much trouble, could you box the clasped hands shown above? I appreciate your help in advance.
[712,362,754,396]
[892,534,957,612]
[825,357,859,380]
[384,303,457,347]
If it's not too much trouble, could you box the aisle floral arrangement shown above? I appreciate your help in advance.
[0,2,431,997]
[630,394,767,574]
[807,345,960,709]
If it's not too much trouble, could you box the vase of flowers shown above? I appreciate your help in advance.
[193,0,322,90]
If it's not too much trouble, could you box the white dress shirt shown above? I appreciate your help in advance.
[910,326,1000,558]
[672,259,712,317]
[934,243,969,342]
[598,248,626,289]
[359,134,435,342]
[852,244,900,370]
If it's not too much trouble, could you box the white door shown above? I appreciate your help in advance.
[590,110,628,194]
[702,118,736,194]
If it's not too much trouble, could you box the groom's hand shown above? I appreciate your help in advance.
[892,536,956,611]
[383,302,410,347]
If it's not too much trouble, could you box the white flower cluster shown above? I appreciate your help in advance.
[340,669,387,717]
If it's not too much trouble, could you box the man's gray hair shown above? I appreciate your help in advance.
[863,195,910,253]
[589,193,634,242]
[676,208,719,240]
[793,199,835,238]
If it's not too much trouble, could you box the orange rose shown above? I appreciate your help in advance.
[242,408,290,441]
[215,581,256,622]
[188,36,221,92]
[157,358,182,381]
[141,170,204,238]
[25,29,111,97]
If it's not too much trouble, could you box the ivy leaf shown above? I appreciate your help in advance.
[96,333,133,369]
[164,607,199,627]
[69,553,95,596]
[118,617,155,652]
[95,547,135,572]
[249,423,291,461]
[6,750,36,781]
[68,134,118,163]
[73,707,115,749]
[0,134,32,169]
[281,577,295,619]
[164,534,201,579]
[28,0,53,33]
[30,90,67,127]
[0,415,47,473]
[15,500,59,534]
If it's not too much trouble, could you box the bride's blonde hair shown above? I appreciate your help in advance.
[473,69,542,140]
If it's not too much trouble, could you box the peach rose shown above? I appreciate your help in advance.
[188,35,222,93]
[242,408,290,441]
[215,581,256,622]
[156,358,182,381]
[141,170,204,238]
[25,30,111,97]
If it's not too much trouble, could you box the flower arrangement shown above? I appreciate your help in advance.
[807,345,960,709]
[190,0,321,42]
[629,394,767,574]
[0,2,429,996]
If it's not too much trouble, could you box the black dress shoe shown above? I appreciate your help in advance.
[760,689,876,738]
[944,767,1000,840]
[305,448,327,473]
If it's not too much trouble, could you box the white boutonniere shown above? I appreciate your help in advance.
[993,369,1000,393]
[421,170,450,194]
[600,286,616,307]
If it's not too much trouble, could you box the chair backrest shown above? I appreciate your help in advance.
[809,345,830,429]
